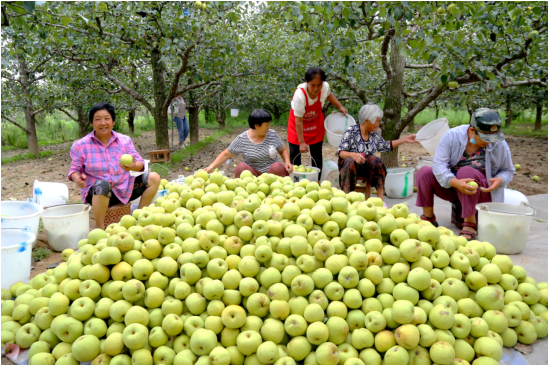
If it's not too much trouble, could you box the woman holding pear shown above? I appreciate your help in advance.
[68,103,161,229]
[337,104,418,198]
[416,108,515,240]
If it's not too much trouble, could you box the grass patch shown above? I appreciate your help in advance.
[501,123,548,138]
[1,151,53,164]
[170,128,234,165]
[32,247,51,262]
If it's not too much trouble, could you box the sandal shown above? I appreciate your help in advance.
[460,222,477,241]
[420,214,439,227]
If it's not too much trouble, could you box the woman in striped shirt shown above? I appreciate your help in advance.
[204,109,293,177]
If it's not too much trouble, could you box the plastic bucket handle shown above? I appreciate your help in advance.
[1,178,30,200]
[292,152,318,169]
[2,226,31,233]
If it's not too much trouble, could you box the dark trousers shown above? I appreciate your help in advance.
[289,141,323,181]
[338,156,387,194]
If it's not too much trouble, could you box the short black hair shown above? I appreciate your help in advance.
[304,67,326,82]
[248,109,271,129]
[89,103,116,123]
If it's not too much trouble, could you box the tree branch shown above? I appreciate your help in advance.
[402,87,434,98]
[89,85,123,94]
[31,107,46,116]
[405,62,441,71]
[1,114,29,133]
[100,64,153,111]
[331,72,368,103]
[380,29,395,76]
[56,107,78,121]
[500,79,547,88]
[29,57,52,74]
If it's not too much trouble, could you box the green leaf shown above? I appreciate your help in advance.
[440,74,448,83]
[7,4,27,14]
[399,47,410,58]
[23,1,35,13]
[60,16,73,26]
[533,7,542,15]
[97,3,108,12]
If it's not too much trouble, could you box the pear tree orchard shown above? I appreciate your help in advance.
[2,170,548,365]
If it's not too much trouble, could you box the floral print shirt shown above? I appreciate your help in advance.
[337,124,392,157]
[451,147,486,174]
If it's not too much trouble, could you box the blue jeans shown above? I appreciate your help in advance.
[174,117,189,144]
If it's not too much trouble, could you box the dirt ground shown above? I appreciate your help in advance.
[1,125,547,271]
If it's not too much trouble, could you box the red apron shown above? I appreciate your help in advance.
[288,88,325,145]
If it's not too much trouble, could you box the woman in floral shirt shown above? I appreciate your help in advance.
[337,104,417,197]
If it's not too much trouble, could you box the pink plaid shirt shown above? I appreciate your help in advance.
[68,131,144,204]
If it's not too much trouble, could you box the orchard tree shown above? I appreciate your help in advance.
[21,1,263,148]
[268,1,548,166]
[1,27,51,155]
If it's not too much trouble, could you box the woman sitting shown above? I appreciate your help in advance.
[337,104,417,197]
[204,109,293,177]
[416,108,515,240]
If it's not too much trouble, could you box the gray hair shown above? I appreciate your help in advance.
[358,104,383,124]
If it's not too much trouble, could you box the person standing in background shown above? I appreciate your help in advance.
[172,94,189,148]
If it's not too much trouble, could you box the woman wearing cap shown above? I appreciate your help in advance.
[337,104,418,197]
[416,108,516,240]
[288,67,348,179]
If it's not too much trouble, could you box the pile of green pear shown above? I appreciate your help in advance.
[293,165,317,173]
[2,169,547,365]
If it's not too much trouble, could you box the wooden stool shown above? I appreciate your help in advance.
[104,203,131,228]
[149,149,171,163]
[354,176,369,194]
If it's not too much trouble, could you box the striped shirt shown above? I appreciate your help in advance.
[228,129,284,173]
[68,131,144,204]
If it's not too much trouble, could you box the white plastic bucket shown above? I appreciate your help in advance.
[230,109,239,117]
[1,201,43,246]
[416,118,450,156]
[385,167,415,199]
[416,156,434,171]
[290,152,320,183]
[33,180,69,208]
[321,160,339,187]
[325,112,356,147]
[476,202,535,254]
[1,227,36,289]
[40,204,91,252]
[504,188,529,205]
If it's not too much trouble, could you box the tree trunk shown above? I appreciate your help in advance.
[151,48,170,149]
[381,37,406,169]
[127,108,136,136]
[24,109,39,155]
[218,113,226,130]
[434,100,439,119]
[18,55,39,155]
[505,94,512,128]
[189,105,200,145]
[408,116,415,132]
[535,105,543,131]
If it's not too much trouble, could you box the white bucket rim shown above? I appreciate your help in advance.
[324,112,356,136]
[1,229,36,251]
[1,201,44,219]
[387,167,415,175]
[475,202,535,216]
[40,204,91,219]
[416,118,449,141]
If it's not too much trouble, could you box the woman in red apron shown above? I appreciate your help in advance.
[288,68,348,180]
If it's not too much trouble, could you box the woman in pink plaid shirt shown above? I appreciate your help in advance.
[68,103,161,229]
